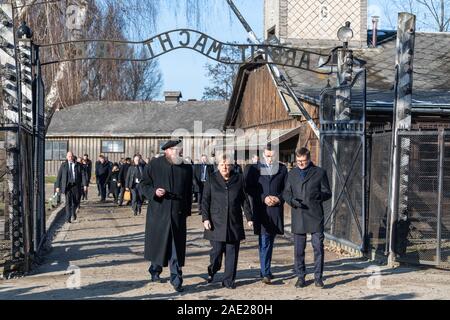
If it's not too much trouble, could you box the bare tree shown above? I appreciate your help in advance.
[202,46,240,101]
[8,0,244,128]
[383,0,450,31]
[416,0,450,31]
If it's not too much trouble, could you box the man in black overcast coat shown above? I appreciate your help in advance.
[245,144,288,284]
[140,140,193,293]
[283,147,332,289]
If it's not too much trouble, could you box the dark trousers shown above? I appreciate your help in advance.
[131,186,143,214]
[64,184,80,222]
[149,237,182,288]
[118,186,125,205]
[294,232,325,281]
[208,241,240,287]
[259,233,276,278]
[99,181,107,201]
[197,182,205,210]
[81,185,89,200]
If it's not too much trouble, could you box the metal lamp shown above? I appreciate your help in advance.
[337,21,353,48]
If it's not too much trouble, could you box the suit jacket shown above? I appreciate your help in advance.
[84,159,92,181]
[201,171,253,242]
[193,163,214,192]
[245,162,288,235]
[126,164,145,189]
[55,161,88,194]
[95,161,110,183]
[283,165,332,234]
[118,163,130,185]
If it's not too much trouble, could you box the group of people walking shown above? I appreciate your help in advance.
[55,139,332,293]
[140,140,332,292]
[94,154,146,216]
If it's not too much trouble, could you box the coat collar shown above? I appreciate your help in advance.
[258,161,281,178]
[296,164,317,185]
[214,171,239,188]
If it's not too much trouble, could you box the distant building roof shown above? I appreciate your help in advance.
[225,32,450,127]
[281,32,450,107]
[47,100,229,137]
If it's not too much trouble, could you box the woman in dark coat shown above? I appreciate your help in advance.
[201,154,253,289]
[106,163,120,204]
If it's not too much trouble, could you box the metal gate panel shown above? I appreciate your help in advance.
[319,70,367,250]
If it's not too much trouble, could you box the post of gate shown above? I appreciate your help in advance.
[331,23,354,236]
[436,128,444,266]
[0,3,25,271]
[388,12,416,267]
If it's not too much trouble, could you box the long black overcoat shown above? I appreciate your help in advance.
[245,162,288,235]
[140,156,193,267]
[201,171,252,242]
[283,165,332,234]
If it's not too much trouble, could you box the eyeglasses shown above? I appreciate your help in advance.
[296,159,309,164]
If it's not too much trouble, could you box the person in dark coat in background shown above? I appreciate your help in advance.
[81,155,92,201]
[140,139,193,293]
[118,157,131,206]
[245,144,288,284]
[193,154,214,213]
[95,155,110,202]
[106,163,120,204]
[105,156,113,197]
[283,147,332,289]
[202,154,253,289]
[82,154,92,182]
[126,155,146,216]
[55,151,88,223]
[95,155,102,196]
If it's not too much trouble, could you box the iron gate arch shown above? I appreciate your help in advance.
[319,70,367,251]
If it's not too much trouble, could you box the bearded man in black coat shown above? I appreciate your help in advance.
[140,140,193,293]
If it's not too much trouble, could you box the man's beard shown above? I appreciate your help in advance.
[167,153,183,165]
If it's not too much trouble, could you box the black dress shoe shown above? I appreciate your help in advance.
[150,274,161,283]
[222,282,236,289]
[73,214,77,221]
[67,220,72,224]
[315,279,324,288]
[295,278,306,288]
[173,285,184,293]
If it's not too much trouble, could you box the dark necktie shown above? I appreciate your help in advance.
[202,165,207,181]
[70,163,74,183]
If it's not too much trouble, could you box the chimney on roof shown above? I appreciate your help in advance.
[164,91,182,103]
[371,16,380,47]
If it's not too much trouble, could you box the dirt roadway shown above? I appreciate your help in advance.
[0,188,449,300]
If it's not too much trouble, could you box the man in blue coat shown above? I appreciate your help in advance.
[246,144,288,284]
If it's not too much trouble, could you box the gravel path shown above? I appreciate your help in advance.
[0,187,449,300]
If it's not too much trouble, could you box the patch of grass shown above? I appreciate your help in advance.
[45,176,57,184]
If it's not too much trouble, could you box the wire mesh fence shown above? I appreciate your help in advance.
[367,131,392,256]
[394,130,450,267]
